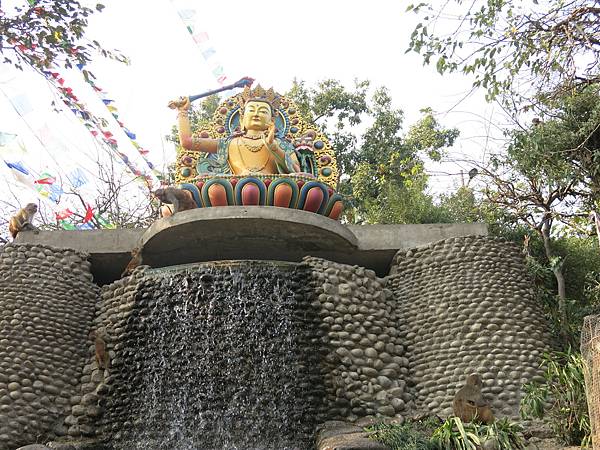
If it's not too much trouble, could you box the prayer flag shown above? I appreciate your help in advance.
[83,204,93,223]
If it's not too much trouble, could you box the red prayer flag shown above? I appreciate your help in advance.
[55,209,74,220]
[34,177,56,185]
[83,204,93,223]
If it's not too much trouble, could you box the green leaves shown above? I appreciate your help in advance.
[0,0,124,74]
[520,350,591,446]
[406,0,600,105]
[431,417,523,450]
[285,79,458,224]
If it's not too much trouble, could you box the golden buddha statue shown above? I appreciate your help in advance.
[169,86,302,176]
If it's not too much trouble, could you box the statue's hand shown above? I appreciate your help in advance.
[167,96,190,111]
[266,121,276,146]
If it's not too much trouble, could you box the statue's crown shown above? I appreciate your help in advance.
[239,84,281,111]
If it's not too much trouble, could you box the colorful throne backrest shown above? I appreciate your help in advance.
[175,92,339,188]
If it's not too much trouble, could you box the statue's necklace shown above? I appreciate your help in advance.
[236,139,271,172]
[240,135,265,152]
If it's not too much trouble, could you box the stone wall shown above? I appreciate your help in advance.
[304,257,408,421]
[63,268,145,440]
[0,244,97,450]
[0,234,557,448]
[388,236,553,418]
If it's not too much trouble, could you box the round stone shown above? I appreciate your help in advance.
[314,140,325,149]
[180,168,191,177]
[321,168,332,177]
[290,126,299,133]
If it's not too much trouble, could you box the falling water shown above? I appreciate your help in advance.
[106,261,325,450]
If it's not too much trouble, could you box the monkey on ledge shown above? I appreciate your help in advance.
[154,186,197,217]
[9,203,39,239]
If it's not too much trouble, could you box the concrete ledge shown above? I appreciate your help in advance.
[350,223,488,251]
[14,229,142,284]
[140,206,359,269]
[13,207,487,283]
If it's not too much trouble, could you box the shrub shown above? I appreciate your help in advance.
[520,350,591,446]
[365,420,436,450]
[366,416,523,450]
[430,417,524,450]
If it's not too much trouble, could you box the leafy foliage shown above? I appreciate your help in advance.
[430,416,524,450]
[520,350,591,446]
[0,0,126,72]
[366,417,524,450]
[286,80,458,224]
[365,420,436,450]
[407,0,600,105]
[476,88,600,346]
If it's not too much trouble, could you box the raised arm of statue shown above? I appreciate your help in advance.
[167,97,218,154]
[265,122,301,173]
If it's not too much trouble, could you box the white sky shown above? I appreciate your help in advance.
[0,0,509,213]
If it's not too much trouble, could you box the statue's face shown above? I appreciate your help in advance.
[242,100,272,131]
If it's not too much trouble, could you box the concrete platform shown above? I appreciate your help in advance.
[14,206,487,284]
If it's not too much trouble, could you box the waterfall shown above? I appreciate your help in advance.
[108,261,325,450]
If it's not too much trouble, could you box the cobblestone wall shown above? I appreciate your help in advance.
[68,259,408,445]
[304,257,408,421]
[0,234,556,447]
[63,268,145,440]
[388,236,553,417]
[0,244,97,450]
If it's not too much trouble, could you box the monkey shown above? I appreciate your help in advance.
[154,187,197,216]
[121,247,143,278]
[8,203,39,239]
[88,327,110,376]
[453,374,495,424]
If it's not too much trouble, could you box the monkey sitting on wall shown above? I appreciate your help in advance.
[453,373,495,424]
[89,327,110,376]
[154,187,197,217]
[9,203,39,239]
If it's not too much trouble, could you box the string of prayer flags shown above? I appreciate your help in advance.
[40,69,155,189]
[75,64,162,180]
[169,0,228,85]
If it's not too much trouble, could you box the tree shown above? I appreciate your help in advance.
[407,0,600,106]
[286,80,458,223]
[474,89,600,344]
[0,0,125,73]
